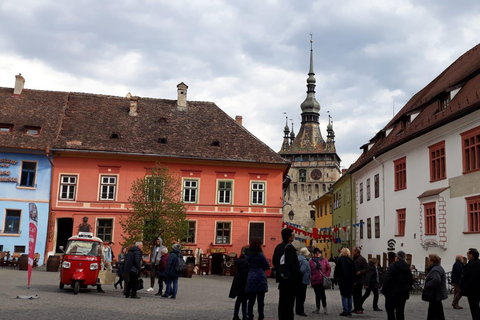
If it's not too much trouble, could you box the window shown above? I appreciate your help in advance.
[359,219,364,239]
[394,157,407,191]
[374,174,379,198]
[375,216,380,238]
[59,175,77,200]
[438,92,450,112]
[3,209,21,233]
[249,222,264,243]
[19,161,37,187]
[359,183,364,204]
[96,219,113,242]
[25,126,41,135]
[338,190,342,208]
[184,221,196,243]
[251,182,265,205]
[217,181,232,204]
[397,209,406,236]
[14,245,26,253]
[216,222,231,244]
[183,179,198,203]
[145,176,163,202]
[461,126,480,174]
[367,218,371,239]
[424,202,437,235]
[429,141,446,181]
[100,176,117,200]
[366,178,371,201]
[467,196,480,233]
[299,169,306,182]
[0,123,13,133]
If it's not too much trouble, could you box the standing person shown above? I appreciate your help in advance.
[272,228,302,320]
[245,239,270,320]
[295,247,311,317]
[124,241,143,299]
[460,248,480,320]
[163,243,182,299]
[147,237,165,292]
[329,257,336,290]
[451,254,464,309]
[352,246,369,314]
[309,248,331,315]
[333,248,356,317]
[381,250,413,320]
[104,241,114,270]
[229,246,249,320]
[114,247,127,290]
[155,247,169,296]
[423,254,447,320]
[361,258,382,311]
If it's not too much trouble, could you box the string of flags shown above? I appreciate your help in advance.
[283,221,365,244]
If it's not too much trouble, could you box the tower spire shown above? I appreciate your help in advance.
[300,35,321,122]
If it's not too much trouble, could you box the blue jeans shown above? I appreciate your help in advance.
[341,295,353,313]
[165,277,178,297]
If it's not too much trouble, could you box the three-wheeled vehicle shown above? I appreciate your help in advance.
[59,232,104,294]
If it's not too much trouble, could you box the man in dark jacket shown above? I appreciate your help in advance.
[352,246,369,314]
[163,243,182,299]
[124,241,143,299]
[272,228,302,320]
[461,248,480,320]
[381,250,412,320]
[451,254,464,309]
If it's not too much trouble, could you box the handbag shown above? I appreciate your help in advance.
[136,278,144,290]
[319,268,332,289]
[421,288,434,302]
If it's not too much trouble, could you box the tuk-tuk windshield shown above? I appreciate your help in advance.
[65,240,101,256]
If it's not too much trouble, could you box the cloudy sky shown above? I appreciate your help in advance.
[1,1,479,167]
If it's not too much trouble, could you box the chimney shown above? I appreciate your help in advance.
[13,73,25,96]
[235,115,243,126]
[129,96,139,116]
[177,82,188,111]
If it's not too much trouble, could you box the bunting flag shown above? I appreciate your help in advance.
[28,203,38,288]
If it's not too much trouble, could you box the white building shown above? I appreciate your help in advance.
[349,43,480,271]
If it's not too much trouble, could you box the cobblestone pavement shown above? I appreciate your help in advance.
[0,267,471,320]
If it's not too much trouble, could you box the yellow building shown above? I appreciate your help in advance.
[310,192,333,260]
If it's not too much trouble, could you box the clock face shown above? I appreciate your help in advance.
[311,169,322,180]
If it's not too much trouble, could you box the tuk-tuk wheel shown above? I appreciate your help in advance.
[59,283,64,290]
[73,281,80,294]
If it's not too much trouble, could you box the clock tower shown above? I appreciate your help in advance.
[279,38,341,241]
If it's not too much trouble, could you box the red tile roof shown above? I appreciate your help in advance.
[0,87,289,165]
[349,43,480,173]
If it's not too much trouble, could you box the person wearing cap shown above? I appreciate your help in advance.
[381,250,413,320]
[163,243,182,299]
[295,247,311,317]
[309,248,331,315]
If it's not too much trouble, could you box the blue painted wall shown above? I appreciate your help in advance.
[0,151,51,265]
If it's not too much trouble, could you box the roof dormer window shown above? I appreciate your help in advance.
[25,126,41,136]
[438,92,450,112]
[0,123,13,133]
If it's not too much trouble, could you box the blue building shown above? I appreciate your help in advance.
[0,151,52,264]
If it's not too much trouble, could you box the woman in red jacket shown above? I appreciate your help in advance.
[309,248,331,315]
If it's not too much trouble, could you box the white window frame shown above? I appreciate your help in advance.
[217,180,233,204]
[215,221,232,244]
[145,175,163,202]
[183,179,199,203]
[59,174,78,201]
[99,175,117,201]
[251,181,265,205]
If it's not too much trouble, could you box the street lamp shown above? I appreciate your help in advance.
[288,210,295,221]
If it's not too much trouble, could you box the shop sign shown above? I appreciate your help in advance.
[0,158,18,183]
[210,247,226,253]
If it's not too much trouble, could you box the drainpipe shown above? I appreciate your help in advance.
[372,156,386,225]
[44,146,54,265]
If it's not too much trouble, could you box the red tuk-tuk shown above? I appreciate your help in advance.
[59,232,104,294]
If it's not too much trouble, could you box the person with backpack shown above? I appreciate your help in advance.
[272,228,302,320]
[245,239,270,320]
[162,243,183,299]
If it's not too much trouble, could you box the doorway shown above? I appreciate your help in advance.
[56,218,73,253]
[211,253,226,275]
